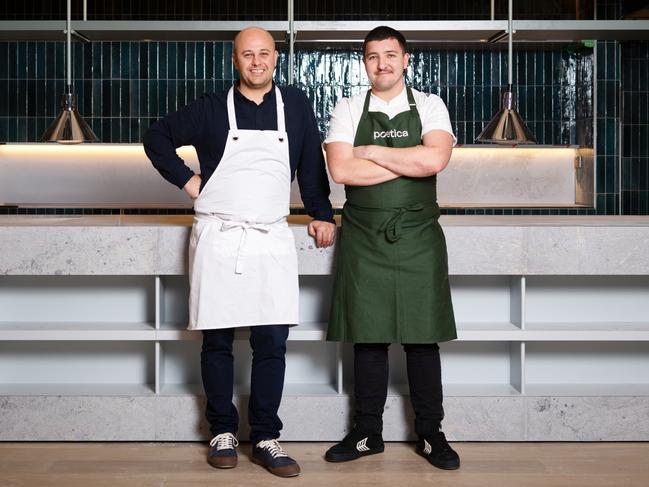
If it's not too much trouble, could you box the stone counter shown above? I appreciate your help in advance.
[2,215,649,276]
[1,215,649,441]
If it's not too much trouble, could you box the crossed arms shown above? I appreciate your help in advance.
[325,129,454,186]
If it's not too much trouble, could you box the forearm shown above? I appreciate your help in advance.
[329,156,400,186]
[143,96,207,189]
[359,144,450,178]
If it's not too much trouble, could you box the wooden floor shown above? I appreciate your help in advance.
[1,442,648,487]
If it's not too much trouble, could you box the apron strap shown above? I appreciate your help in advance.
[226,86,286,142]
[362,89,372,114]
[378,203,424,242]
[226,87,238,131]
[405,87,420,118]
[220,221,271,274]
[275,87,286,135]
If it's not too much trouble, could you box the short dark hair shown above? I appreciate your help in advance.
[362,26,407,56]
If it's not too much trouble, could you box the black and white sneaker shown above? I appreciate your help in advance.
[325,429,385,462]
[416,431,460,470]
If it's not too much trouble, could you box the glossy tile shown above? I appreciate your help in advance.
[2,36,646,215]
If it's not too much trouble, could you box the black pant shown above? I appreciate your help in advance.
[354,343,444,438]
[201,325,289,444]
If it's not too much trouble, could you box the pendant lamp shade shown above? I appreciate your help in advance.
[41,90,98,144]
[475,86,537,144]
[40,0,97,144]
[476,0,536,145]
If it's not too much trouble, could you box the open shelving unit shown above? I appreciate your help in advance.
[2,274,647,402]
[1,217,649,440]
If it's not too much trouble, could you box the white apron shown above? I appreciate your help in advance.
[188,86,299,330]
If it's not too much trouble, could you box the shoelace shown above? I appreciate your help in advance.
[209,432,239,451]
[257,439,289,459]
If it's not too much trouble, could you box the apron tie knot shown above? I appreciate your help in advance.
[220,221,271,274]
[379,203,424,242]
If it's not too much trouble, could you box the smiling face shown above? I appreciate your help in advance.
[233,27,278,94]
[363,37,409,100]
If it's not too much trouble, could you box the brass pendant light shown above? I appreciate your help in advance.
[476,0,536,144]
[41,0,98,144]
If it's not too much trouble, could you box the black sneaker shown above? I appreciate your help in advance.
[207,432,238,469]
[325,429,385,462]
[416,431,460,470]
[251,439,300,477]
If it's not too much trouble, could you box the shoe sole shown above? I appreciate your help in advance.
[251,456,300,477]
[416,449,460,470]
[325,446,385,463]
[207,457,238,469]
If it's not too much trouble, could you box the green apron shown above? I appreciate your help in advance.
[327,88,457,344]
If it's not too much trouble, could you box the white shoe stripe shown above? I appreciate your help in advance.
[356,438,370,452]
[423,439,432,455]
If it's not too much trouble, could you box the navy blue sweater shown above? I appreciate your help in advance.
[143,83,334,222]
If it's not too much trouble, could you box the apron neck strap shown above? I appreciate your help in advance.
[226,86,286,133]
[275,87,286,133]
[361,87,418,116]
[227,87,238,131]
[362,89,372,114]
[405,87,419,117]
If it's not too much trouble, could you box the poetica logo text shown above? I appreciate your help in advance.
[373,129,409,139]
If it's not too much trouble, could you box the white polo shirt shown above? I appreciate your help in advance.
[324,86,456,146]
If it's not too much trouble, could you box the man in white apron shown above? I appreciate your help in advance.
[144,27,336,478]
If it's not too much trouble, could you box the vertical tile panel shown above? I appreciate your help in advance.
[111,41,120,79]
[149,43,158,79]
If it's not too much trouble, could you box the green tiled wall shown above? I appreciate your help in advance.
[0,38,646,215]
[0,41,590,146]
[622,41,649,215]
[597,40,622,215]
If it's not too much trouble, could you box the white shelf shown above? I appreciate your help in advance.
[159,383,203,395]
[11,382,644,398]
[6,321,646,342]
[159,382,338,396]
[0,383,155,396]
[512,20,649,42]
[293,20,508,42]
[157,322,327,341]
[295,19,649,42]
[456,322,523,341]
[524,322,649,341]
[156,323,195,341]
[0,20,289,41]
[443,383,522,396]
[1,20,647,42]
[0,322,155,341]
[347,383,521,396]
[524,384,649,397]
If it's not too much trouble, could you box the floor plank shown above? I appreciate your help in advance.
[0,442,648,487]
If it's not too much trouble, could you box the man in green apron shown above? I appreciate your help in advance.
[323,26,460,470]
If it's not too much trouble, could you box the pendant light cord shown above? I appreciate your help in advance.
[508,0,513,89]
[66,0,72,90]
[288,0,294,85]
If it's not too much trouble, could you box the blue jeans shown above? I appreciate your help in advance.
[201,325,289,444]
